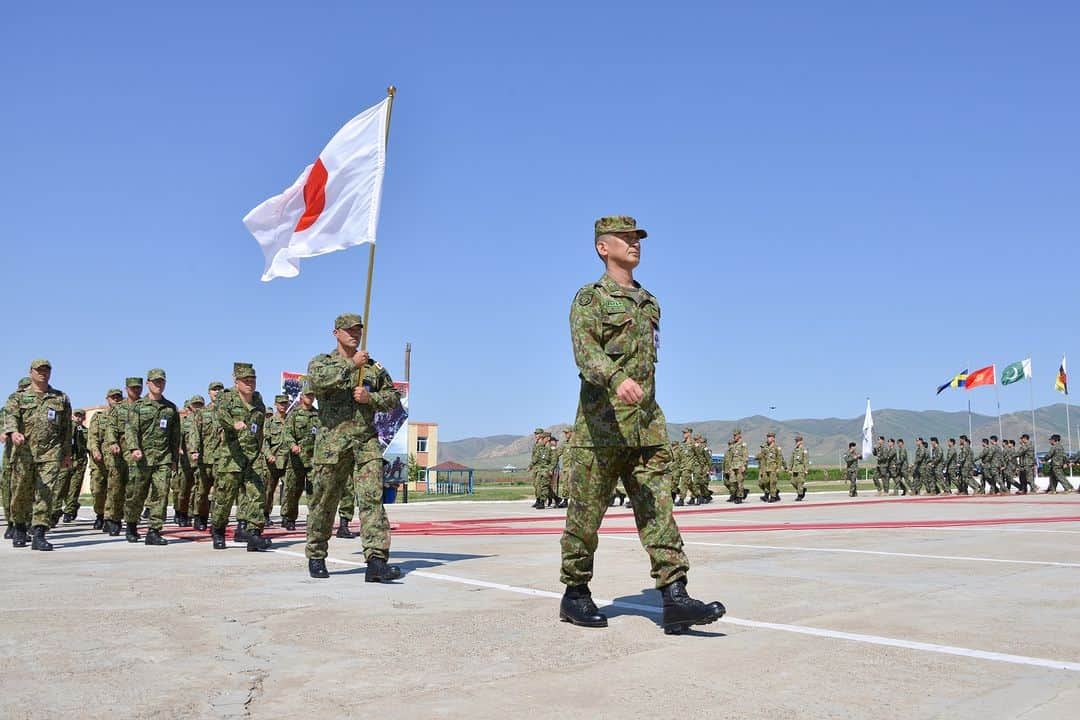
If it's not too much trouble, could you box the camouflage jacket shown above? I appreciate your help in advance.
[845,449,859,472]
[125,396,181,467]
[2,385,73,464]
[87,410,109,459]
[306,351,399,465]
[758,443,785,472]
[1016,442,1035,470]
[262,413,290,470]
[533,443,555,474]
[988,444,1004,470]
[104,400,136,452]
[958,445,975,474]
[789,446,809,473]
[873,443,886,466]
[728,439,748,471]
[569,274,666,448]
[72,422,88,462]
[896,446,909,471]
[883,446,897,470]
[1046,444,1066,472]
[214,388,266,472]
[529,439,543,471]
[944,446,958,473]
[181,411,201,463]
[283,405,321,468]
[929,446,942,473]
[913,446,928,472]
[695,444,711,475]
[198,403,222,467]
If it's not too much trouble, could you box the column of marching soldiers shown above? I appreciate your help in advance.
[0,361,373,552]
[526,426,1080,510]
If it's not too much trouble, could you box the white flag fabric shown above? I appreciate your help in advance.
[244,98,389,281]
[861,398,874,460]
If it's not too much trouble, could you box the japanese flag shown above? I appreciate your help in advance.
[244,97,389,281]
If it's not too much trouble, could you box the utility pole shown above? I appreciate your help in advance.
[404,342,411,383]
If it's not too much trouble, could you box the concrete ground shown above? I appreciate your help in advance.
[2,489,1079,719]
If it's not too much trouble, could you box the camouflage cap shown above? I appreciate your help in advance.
[534,427,545,434]
[18,377,32,390]
[29,358,51,370]
[794,435,803,441]
[125,377,144,388]
[146,368,166,382]
[301,380,314,395]
[732,427,742,435]
[73,408,86,416]
[563,428,572,434]
[106,388,122,398]
[682,427,693,434]
[233,362,256,379]
[766,431,776,437]
[274,394,289,404]
[188,394,206,406]
[334,313,363,330]
[208,381,225,391]
[594,215,648,239]
[694,435,704,442]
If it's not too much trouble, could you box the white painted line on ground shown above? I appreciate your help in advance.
[268,548,1080,673]
[602,534,1080,568]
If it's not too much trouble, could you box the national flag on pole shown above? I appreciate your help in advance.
[244,97,390,281]
[1000,358,1031,386]
[936,369,968,395]
[1057,356,1069,395]
[965,364,996,390]
[861,398,874,460]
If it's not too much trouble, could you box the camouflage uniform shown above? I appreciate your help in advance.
[894,443,912,495]
[943,443,958,494]
[2,379,32,533]
[692,437,712,499]
[86,398,114,521]
[844,447,860,496]
[173,397,203,522]
[56,412,88,518]
[304,343,400,562]
[282,399,321,524]
[532,436,554,504]
[124,371,181,532]
[103,379,141,527]
[676,433,695,501]
[1017,440,1037,493]
[957,441,975,494]
[1002,443,1017,492]
[788,440,809,498]
[195,382,225,526]
[211,371,267,532]
[1045,443,1074,493]
[561,270,689,590]
[871,440,887,495]
[927,443,943,494]
[884,442,898,494]
[758,437,785,501]
[727,431,748,501]
[2,372,73,531]
[261,397,290,519]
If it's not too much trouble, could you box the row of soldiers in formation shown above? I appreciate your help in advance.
[869,434,1078,496]
[1,320,404,585]
[1,363,367,550]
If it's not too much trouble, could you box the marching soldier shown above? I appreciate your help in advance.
[957,435,975,494]
[174,395,204,527]
[727,428,748,504]
[927,437,943,495]
[262,394,291,524]
[872,436,887,496]
[885,438,898,495]
[282,383,320,531]
[193,381,224,531]
[559,215,723,633]
[758,432,785,503]
[57,408,88,523]
[788,435,809,501]
[1044,434,1074,493]
[894,439,912,496]
[1017,434,1037,494]
[1,377,32,539]
[86,390,119,529]
[943,438,958,495]
[102,377,142,536]
[123,368,180,546]
[912,438,928,495]
[844,442,859,497]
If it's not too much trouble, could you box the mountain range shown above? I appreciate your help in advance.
[439,404,1079,468]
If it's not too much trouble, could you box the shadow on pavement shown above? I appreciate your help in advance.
[605,589,726,637]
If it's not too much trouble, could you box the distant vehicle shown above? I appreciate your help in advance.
[502,464,518,473]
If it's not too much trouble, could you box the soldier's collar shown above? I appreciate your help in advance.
[598,273,640,296]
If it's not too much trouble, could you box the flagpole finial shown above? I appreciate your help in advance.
[387,85,396,97]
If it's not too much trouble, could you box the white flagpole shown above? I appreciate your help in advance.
[1028,365,1036,457]
[994,368,1003,439]
[966,359,973,439]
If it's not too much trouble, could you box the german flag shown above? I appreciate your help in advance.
[965,365,996,390]
[1056,356,1068,395]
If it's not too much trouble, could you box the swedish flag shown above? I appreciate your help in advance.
[936,369,968,395]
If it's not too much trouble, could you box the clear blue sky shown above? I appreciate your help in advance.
[2,1,1077,439]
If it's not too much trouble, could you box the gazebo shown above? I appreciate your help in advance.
[425,461,475,495]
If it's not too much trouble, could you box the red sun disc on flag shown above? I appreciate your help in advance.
[294,158,328,232]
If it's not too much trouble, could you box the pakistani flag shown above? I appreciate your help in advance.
[1001,358,1032,386]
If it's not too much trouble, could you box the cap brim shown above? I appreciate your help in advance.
[595,229,647,239]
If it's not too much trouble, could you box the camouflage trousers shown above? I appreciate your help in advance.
[89,457,108,516]
[561,445,689,590]
[532,470,551,502]
[56,459,87,515]
[558,470,572,499]
[691,471,711,497]
[172,460,197,516]
[891,470,912,495]
[281,455,310,522]
[1046,469,1074,493]
[306,437,390,561]
[789,471,807,494]
[872,466,886,493]
[211,465,266,531]
[549,471,561,499]
[759,470,780,497]
[125,462,171,530]
[194,464,215,519]
[104,455,129,522]
[12,459,62,528]
[2,447,14,522]
[957,471,976,494]
[262,463,285,519]
[845,469,858,496]
[729,468,745,498]
[674,470,692,499]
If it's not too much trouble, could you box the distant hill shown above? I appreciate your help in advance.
[439,404,1077,468]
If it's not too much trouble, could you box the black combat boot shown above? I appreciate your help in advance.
[725,494,735,503]
[234,520,252,543]
[92,515,103,530]
[557,497,568,508]
[49,512,61,529]
[624,498,632,510]
[688,496,697,506]
[535,498,547,510]
[107,519,121,536]
[192,515,207,531]
[617,490,627,506]
[559,584,607,628]
[211,526,227,550]
[125,522,141,543]
[660,580,725,635]
[364,557,402,583]
[760,494,769,502]
[742,488,750,500]
[62,511,75,523]
[308,558,329,578]
[141,507,150,519]
[769,494,781,503]
[31,525,53,551]
[12,524,29,548]
[336,518,355,538]
[145,528,168,546]
[674,497,684,507]
[282,518,295,531]
[796,489,806,501]
[732,494,743,504]
[3,524,12,539]
[246,528,272,552]
[551,495,563,508]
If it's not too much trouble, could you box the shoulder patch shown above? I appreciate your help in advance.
[577,291,593,307]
